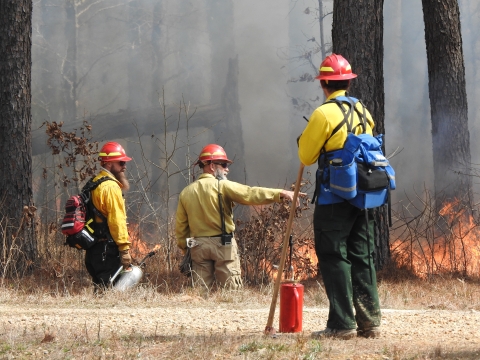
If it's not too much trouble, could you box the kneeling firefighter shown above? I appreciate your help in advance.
[85,141,133,291]
[175,144,300,292]
[297,54,382,339]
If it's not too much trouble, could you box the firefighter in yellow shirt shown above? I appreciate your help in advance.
[298,54,381,340]
[86,142,132,291]
[176,144,301,292]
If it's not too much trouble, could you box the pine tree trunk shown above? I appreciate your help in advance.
[332,0,390,269]
[0,0,36,276]
[421,0,471,206]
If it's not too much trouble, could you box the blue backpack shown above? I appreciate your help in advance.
[313,95,396,209]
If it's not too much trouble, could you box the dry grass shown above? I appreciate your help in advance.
[3,269,480,311]
[376,264,480,311]
[0,273,479,359]
[1,125,478,358]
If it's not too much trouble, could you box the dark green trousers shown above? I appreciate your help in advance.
[314,201,381,330]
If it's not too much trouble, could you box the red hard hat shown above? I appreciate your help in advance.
[98,142,132,162]
[196,144,232,164]
[315,53,357,81]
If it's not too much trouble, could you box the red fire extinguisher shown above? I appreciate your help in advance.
[279,281,304,333]
[279,235,303,333]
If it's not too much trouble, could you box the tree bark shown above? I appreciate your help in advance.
[421,0,472,206]
[0,0,36,276]
[332,0,390,268]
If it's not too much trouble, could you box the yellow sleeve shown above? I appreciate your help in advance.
[298,107,330,166]
[298,100,376,166]
[222,181,282,205]
[175,195,189,250]
[99,183,131,251]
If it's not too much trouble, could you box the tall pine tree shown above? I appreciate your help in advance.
[422,0,471,207]
[332,0,390,267]
[0,0,36,276]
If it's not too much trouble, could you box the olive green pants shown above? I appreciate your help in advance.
[190,236,243,291]
[314,202,381,331]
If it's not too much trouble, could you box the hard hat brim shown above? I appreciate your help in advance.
[195,159,233,165]
[100,155,132,162]
[315,73,357,80]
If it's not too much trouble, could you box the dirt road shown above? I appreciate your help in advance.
[1,294,479,359]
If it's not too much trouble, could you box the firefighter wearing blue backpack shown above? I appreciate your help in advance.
[298,54,383,340]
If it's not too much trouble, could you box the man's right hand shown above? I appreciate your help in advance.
[119,249,132,269]
[280,190,307,207]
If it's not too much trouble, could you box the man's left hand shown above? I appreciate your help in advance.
[119,250,132,269]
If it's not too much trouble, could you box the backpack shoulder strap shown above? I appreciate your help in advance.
[317,98,349,162]
[324,96,354,133]
[352,99,368,134]
[317,96,356,166]
[81,176,115,222]
[79,176,113,203]
[81,176,113,193]
[326,95,369,135]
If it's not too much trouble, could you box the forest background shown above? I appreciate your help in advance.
[1,0,480,284]
[1,1,480,358]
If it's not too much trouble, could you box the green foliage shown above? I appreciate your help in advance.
[0,343,11,354]
[266,342,289,352]
[302,340,323,359]
[239,340,265,353]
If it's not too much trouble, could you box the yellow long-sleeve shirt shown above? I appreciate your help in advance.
[298,90,375,166]
[91,169,131,252]
[176,173,283,250]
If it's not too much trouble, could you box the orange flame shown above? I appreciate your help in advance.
[128,223,160,259]
[391,200,480,278]
[438,198,461,216]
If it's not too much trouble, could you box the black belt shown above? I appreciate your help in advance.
[200,233,233,238]
[212,233,233,237]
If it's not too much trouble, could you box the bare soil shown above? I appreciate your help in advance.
[1,292,479,359]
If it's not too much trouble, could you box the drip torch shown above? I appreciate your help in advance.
[109,249,158,291]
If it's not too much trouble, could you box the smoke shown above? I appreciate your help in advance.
[384,0,480,205]
[31,0,480,206]
[383,0,434,205]
[234,1,295,187]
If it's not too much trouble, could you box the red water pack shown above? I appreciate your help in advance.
[61,195,87,236]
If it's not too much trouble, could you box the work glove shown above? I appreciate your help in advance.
[119,249,132,270]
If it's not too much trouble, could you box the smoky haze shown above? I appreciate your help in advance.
[384,0,480,206]
[31,0,480,211]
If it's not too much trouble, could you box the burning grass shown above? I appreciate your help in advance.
[391,191,480,279]
[2,122,480,358]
